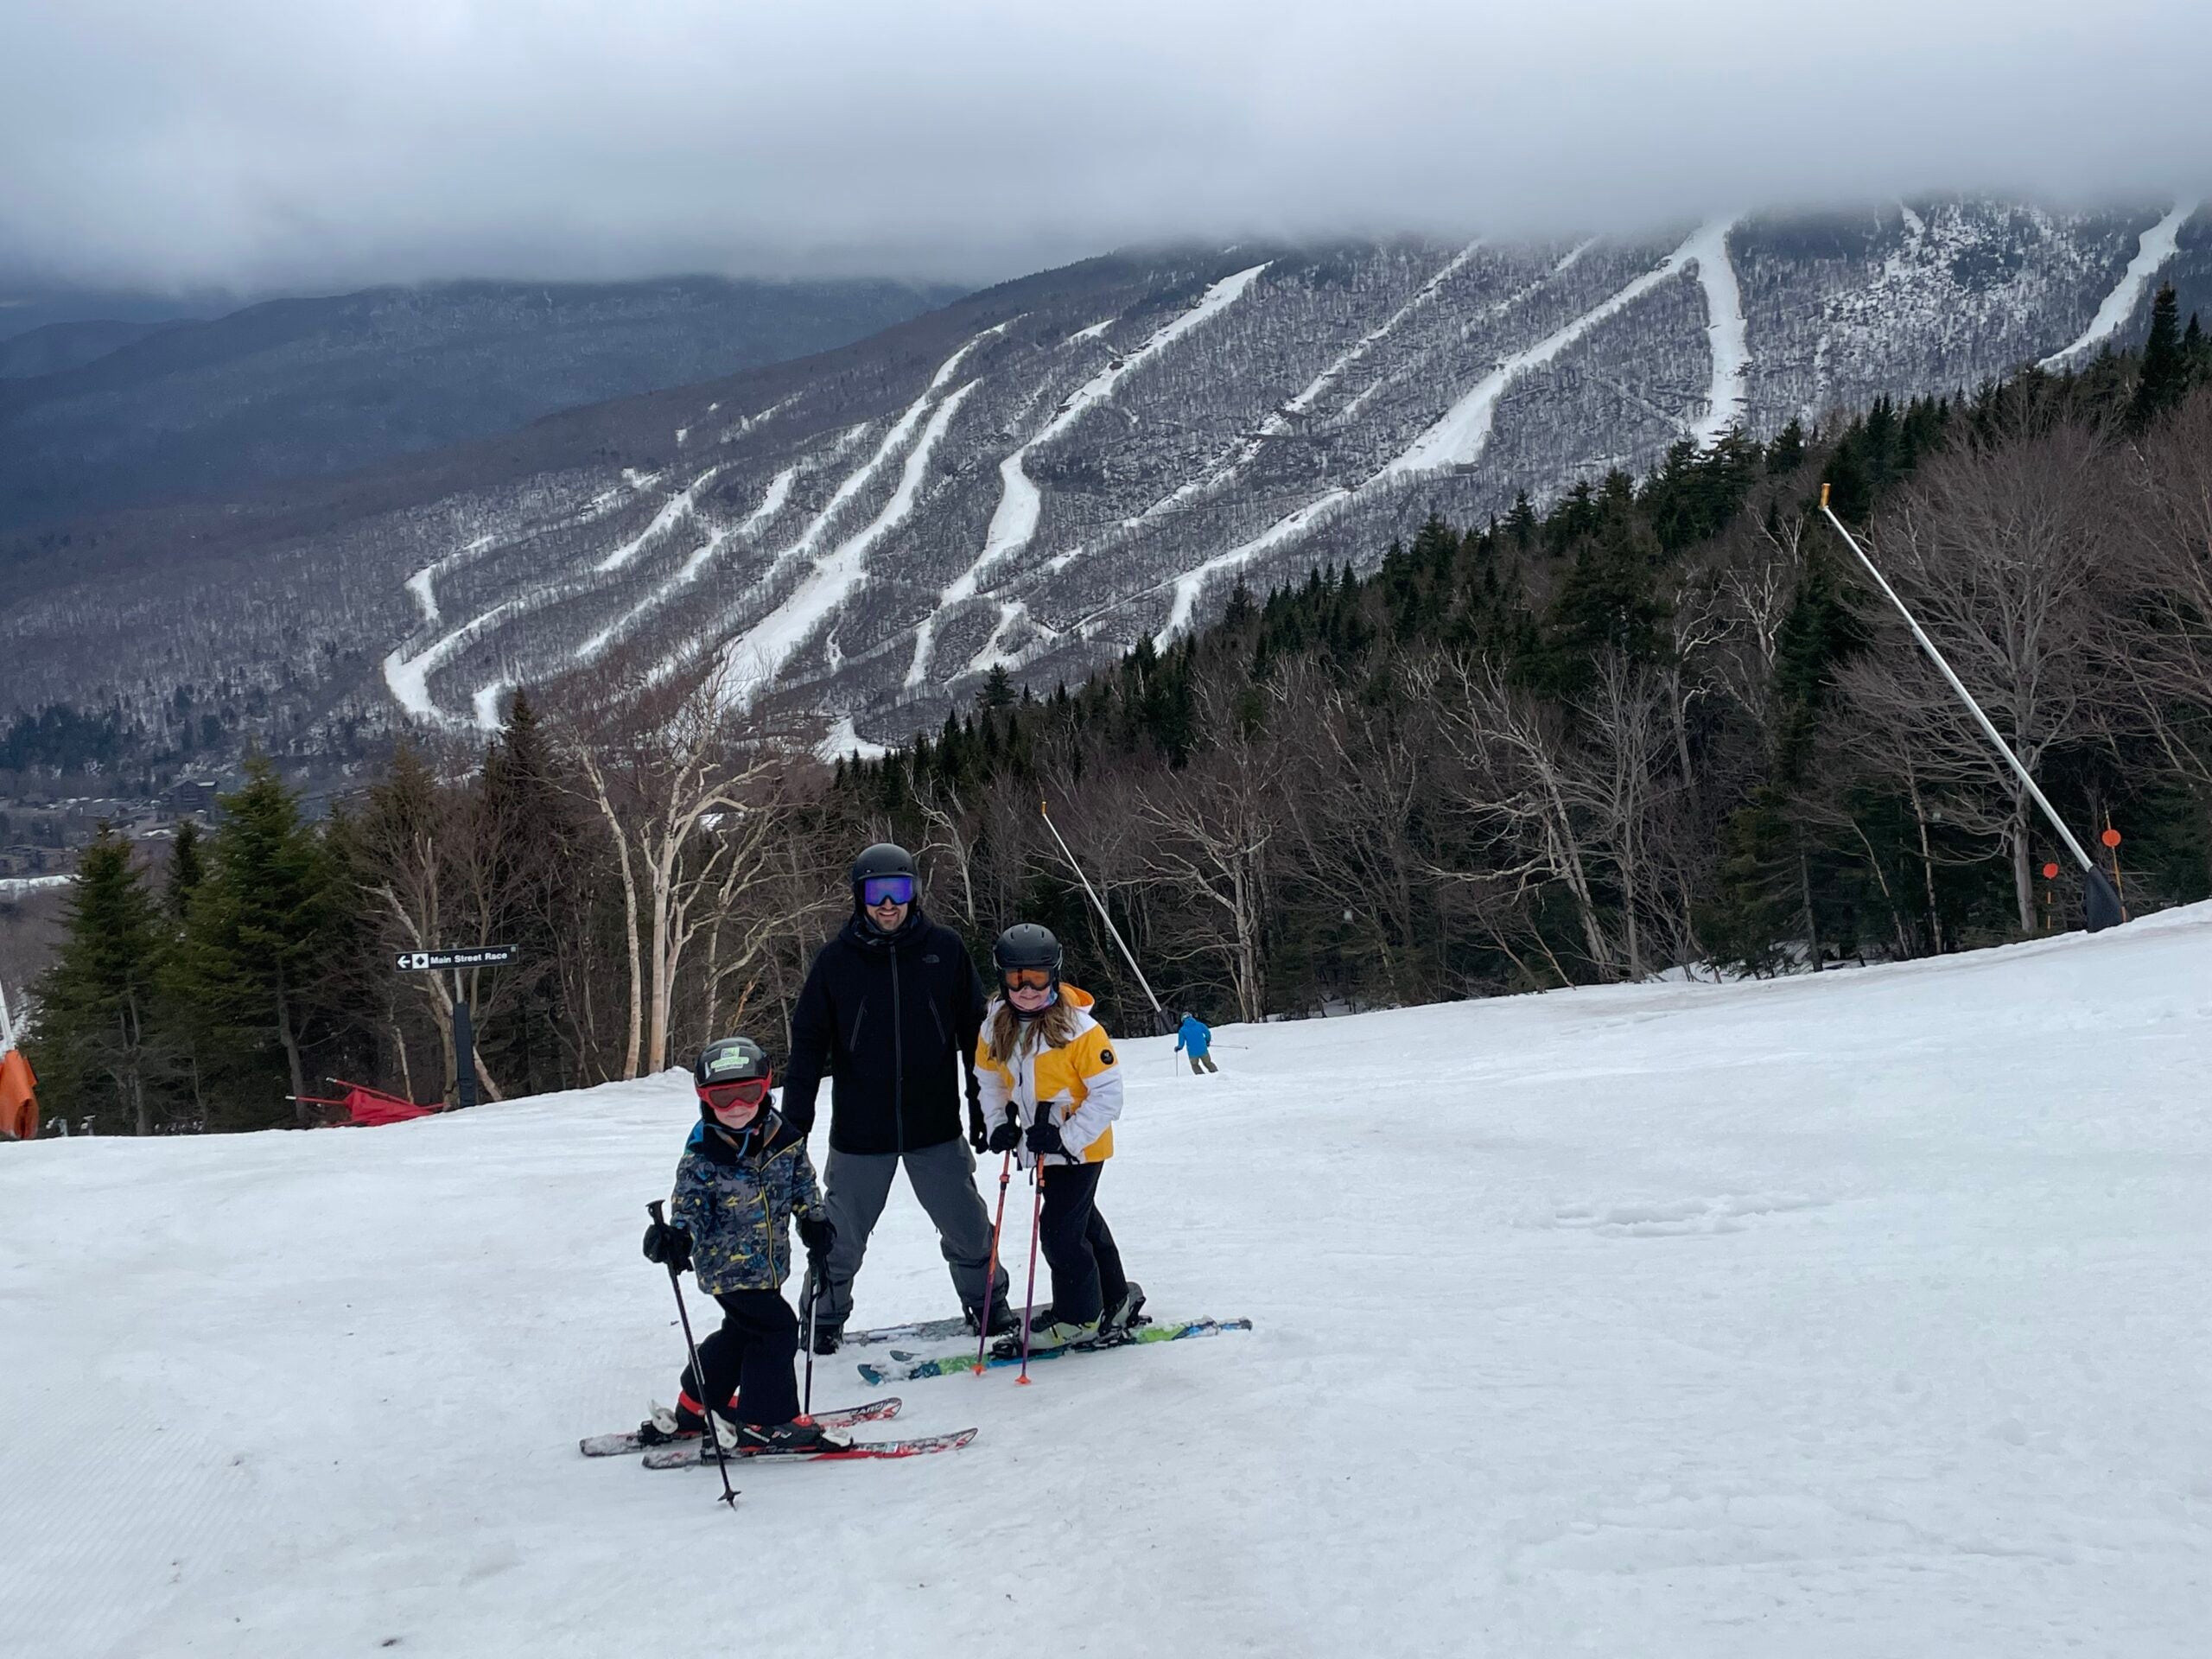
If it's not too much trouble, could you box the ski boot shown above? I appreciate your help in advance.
[992,1313,1098,1359]
[810,1321,843,1357]
[717,1416,855,1457]
[638,1392,740,1446]
[1098,1281,1147,1338]
[963,1297,1020,1338]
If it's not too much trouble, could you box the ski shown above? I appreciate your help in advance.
[641,1426,976,1469]
[837,1306,1039,1351]
[579,1395,901,1458]
[858,1318,1253,1384]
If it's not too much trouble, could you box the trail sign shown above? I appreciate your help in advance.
[395,946,516,971]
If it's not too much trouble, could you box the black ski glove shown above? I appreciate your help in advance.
[642,1220,692,1272]
[1025,1116,1064,1157]
[987,1110,1023,1154]
[796,1214,836,1259]
[968,1103,989,1154]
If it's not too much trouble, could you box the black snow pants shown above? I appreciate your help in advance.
[680,1288,799,1427]
[1037,1161,1127,1328]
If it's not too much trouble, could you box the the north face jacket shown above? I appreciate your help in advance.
[779,904,989,1157]
[668,1110,823,1294]
[974,984,1123,1169]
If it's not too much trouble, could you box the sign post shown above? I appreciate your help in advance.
[394,947,516,1109]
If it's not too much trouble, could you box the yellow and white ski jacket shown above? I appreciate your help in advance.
[974,984,1122,1168]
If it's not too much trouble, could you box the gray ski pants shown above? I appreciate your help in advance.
[802,1136,1009,1330]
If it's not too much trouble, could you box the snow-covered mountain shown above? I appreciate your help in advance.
[5,905,2206,1654]
[5,199,2207,753]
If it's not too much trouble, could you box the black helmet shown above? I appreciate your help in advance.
[694,1034,770,1090]
[849,842,916,887]
[993,922,1063,978]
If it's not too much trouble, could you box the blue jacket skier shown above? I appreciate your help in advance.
[636,1035,848,1455]
[1176,1012,1218,1075]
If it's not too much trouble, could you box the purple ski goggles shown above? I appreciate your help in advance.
[861,874,914,908]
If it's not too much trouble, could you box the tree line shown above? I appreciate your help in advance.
[25,289,2212,1131]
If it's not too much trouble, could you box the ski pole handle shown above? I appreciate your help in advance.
[647,1199,665,1224]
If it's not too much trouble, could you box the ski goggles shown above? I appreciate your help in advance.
[698,1075,772,1112]
[1001,967,1055,991]
[860,874,915,907]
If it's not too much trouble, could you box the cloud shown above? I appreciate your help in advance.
[3,0,2208,294]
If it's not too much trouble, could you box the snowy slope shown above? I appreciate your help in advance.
[4,908,2210,1656]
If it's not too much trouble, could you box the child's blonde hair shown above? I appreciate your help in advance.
[983,994,1082,1065]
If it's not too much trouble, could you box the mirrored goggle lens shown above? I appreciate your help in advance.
[701,1077,771,1110]
[1001,967,1053,990]
[861,874,914,907]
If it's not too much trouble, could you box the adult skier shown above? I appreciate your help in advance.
[636,1035,848,1453]
[784,843,1013,1352]
[976,923,1144,1353]
[1175,1011,1218,1074]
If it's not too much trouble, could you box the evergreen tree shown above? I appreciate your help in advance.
[172,754,340,1129]
[26,824,169,1134]
[2131,283,2189,430]
[164,818,206,918]
[977,663,1016,710]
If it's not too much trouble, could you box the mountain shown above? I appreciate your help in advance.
[0,318,186,380]
[6,901,2207,1650]
[3,199,2206,758]
[0,275,963,529]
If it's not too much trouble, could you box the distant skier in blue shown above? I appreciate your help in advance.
[1175,1012,1218,1075]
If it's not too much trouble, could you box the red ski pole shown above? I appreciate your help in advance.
[974,1148,1014,1375]
[1015,1165,1047,1385]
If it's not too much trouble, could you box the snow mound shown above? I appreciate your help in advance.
[4,906,2209,1656]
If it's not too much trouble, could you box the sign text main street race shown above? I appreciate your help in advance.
[395,946,517,971]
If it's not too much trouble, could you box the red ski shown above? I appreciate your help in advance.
[640,1426,976,1469]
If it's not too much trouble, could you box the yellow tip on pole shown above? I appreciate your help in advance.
[1039,799,1049,817]
[1820,481,1830,508]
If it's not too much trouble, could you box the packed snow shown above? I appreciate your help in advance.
[5,904,2208,1655]
[2039,205,2191,370]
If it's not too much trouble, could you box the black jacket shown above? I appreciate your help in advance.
[779,905,988,1156]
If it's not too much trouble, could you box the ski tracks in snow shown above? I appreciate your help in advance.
[2039,205,2193,370]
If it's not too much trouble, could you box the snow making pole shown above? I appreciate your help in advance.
[1817,484,2123,932]
[1038,800,1167,1027]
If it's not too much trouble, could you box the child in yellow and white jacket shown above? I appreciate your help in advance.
[976,922,1142,1351]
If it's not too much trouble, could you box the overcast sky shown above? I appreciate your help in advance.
[3,0,2209,297]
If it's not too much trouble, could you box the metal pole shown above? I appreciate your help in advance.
[1039,801,1165,1015]
[451,968,478,1109]
[1817,487,2122,931]
[0,982,14,1051]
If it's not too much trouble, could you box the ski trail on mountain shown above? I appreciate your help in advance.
[2039,205,2191,369]
[595,465,729,573]
[1135,226,1745,648]
[724,381,980,703]
[1685,219,1749,444]
[902,267,1269,690]
[568,463,800,670]
[1336,240,1595,427]
[382,600,525,725]
[1126,242,1484,531]
[402,483,639,630]
[1385,221,1732,478]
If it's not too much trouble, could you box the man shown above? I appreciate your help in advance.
[781,843,1014,1352]
[1176,1011,1219,1075]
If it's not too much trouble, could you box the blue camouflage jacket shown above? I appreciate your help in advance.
[669,1110,823,1295]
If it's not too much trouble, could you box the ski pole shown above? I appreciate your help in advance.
[647,1200,737,1509]
[801,1269,820,1421]
[1015,1164,1047,1385]
[975,1148,1014,1375]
